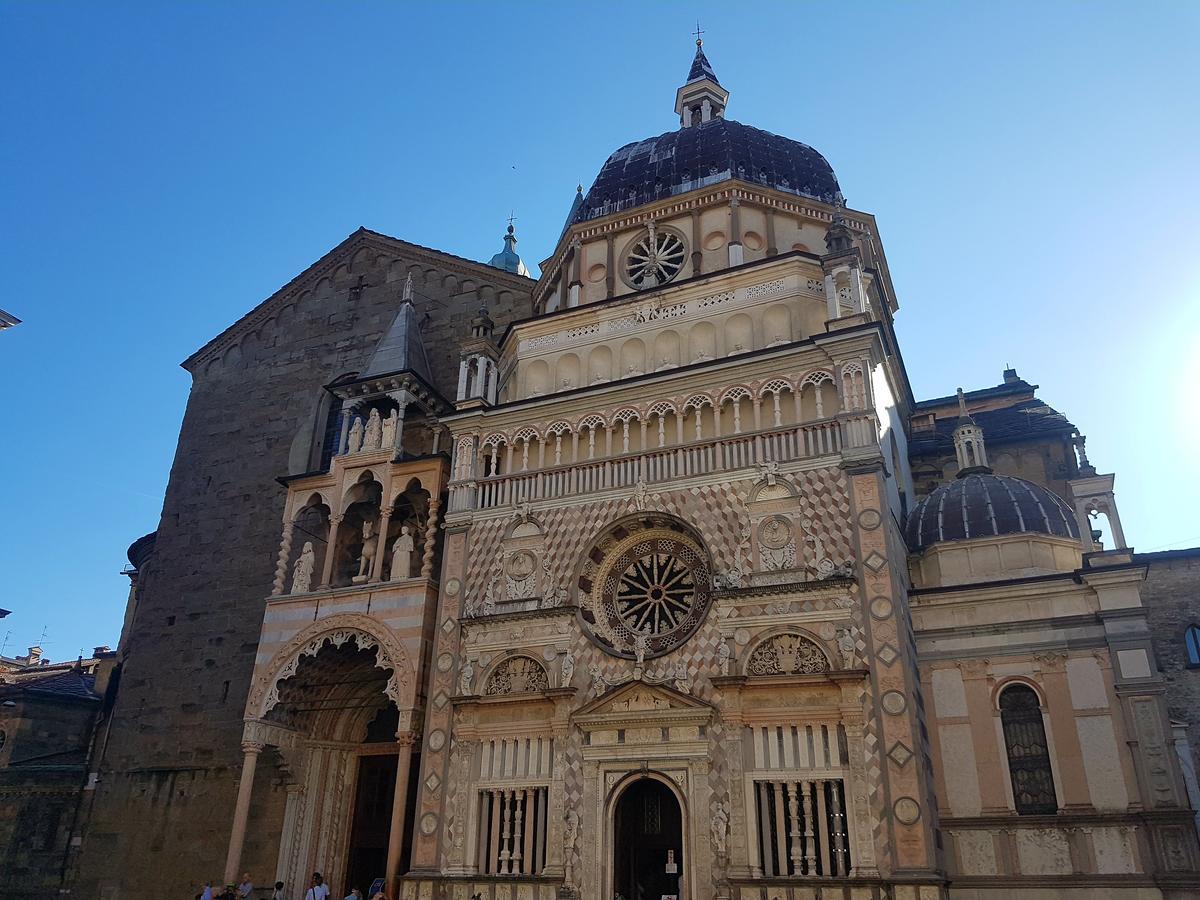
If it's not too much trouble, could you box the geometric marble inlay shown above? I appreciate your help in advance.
[876,643,899,666]
[888,740,913,768]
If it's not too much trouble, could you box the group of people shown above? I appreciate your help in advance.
[197,872,388,900]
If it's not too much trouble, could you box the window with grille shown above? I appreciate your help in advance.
[1186,625,1200,667]
[476,786,550,875]
[753,778,850,876]
[999,684,1058,815]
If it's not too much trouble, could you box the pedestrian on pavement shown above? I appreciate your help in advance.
[305,872,330,900]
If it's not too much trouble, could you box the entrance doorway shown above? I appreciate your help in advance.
[613,778,684,900]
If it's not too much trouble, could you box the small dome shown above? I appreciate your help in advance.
[573,118,841,224]
[905,473,1079,552]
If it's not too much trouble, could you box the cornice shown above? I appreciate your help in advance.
[183,228,534,372]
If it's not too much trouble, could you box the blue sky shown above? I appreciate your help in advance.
[1,2,1197,662]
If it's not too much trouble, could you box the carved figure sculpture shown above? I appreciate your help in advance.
[760,460,779,486]
[590,662,605,695]
[380,409,397,450]
[563,809,580,887]
[291,541,315,593]
[711,802,729,855]
[718,640,732,676]
[633,633,649,667]
[390,525,414,580]
[348,416,364,453]
[837,627,856,668]
[560,649,575,687]
[674,658,691,694]
[356,517,377,579]
[364,408,383,450]
[459,658,475,695]
[633,478,649,511]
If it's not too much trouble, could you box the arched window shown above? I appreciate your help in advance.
[1186,625,1200,667]
[999,684,1057,815]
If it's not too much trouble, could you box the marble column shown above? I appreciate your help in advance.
[320,514,343,587]
[385,733,416,892]
[224,741,265,883]
[371,508,392,582]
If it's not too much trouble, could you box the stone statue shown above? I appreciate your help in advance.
[291,541,315,593]
[348,416,364,453]
[389,525,414,580]
[563,808,580,887]
[459,658,475,695]
[633,478,649,511]
[633,633,648,667]
[589,662,605,695]
[380,409,397,450]
[760,460,779,486]
[560,649,575,687]
[364,408,383,450]
[356,517,377,580]
[674,658,690,694]
[718,640,732,676]
[711,802,729,855]
[837,627,856,668]
[481,578,498,615]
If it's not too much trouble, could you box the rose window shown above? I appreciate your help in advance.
[575,517,712,659]
[624,222,686,290]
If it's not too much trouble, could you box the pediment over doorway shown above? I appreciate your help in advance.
[573,679,714,732]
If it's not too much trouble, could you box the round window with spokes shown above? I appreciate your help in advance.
[622,222,687,290]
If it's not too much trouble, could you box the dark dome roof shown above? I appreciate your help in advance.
[573,118,841,224]
[905,473,1080,552]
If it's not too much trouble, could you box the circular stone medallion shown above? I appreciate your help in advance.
[893,797,921,825]
[427,729,446,752]
[758,515,793,550]
[445,577,461,597]
[436,652,454,673]
[858,509,882,530]
[505,550,537,579]
[419,812,439,835]
[881,690,908,716]
[869,596,893,620]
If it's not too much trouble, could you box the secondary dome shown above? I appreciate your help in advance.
[572,118,842,224]
[905,473,1080,552]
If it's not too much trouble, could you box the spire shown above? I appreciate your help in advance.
[825,204,856,254]
[675,33,729,128]
[487,219,531,277]
[359,276,434,385]
[560,184,585,237]
[952,388,992,476]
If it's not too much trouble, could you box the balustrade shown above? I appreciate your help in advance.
[449,414,876,512]
[477,786,549,876]
[754,777,850,877]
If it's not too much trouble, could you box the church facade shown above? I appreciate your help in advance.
[71,43,1200,900]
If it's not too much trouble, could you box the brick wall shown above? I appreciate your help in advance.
[71,234,531,898]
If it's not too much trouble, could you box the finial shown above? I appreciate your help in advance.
[576,184,583,194]
[402,271,413,303]
[693,21,704,46]
[956,387,969,419]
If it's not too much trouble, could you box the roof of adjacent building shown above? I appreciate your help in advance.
[573,117,842,224]
[359,282,434,384]
[905,472,1080,552]
[909,398,1075,457]
[0,668,100,702]
[487,224,532,277]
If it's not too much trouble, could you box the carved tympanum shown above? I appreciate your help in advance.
[484,655,550,695]
[747,633,829,676]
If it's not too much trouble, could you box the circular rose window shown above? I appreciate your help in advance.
[576,516,712,659]
[623,222,687,290]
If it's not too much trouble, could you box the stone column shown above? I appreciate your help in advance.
[272,516,295,596]
[605,234,615,299]
[728,198,743,266]
[766,208,778,256]
[224,741,265,883]
[690,210,703,276]
[371,508,392,582]
[386,732,417,892]
[824,273,838,321]
[320,514,343,587]
[457,358,470,400]
[420,497,441,579]
[338,405,354,456]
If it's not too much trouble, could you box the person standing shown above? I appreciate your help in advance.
[198,881,214,900]
[238,873,254,899]
[271,881,285,900]
[304,873,330,900]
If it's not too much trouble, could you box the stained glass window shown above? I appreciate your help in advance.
[999,684,1057,815]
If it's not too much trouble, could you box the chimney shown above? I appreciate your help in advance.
[93,646,112,657]
[26,646,42,665]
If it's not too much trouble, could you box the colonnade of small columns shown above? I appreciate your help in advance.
[458,353,499,403]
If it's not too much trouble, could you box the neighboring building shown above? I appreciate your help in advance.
[69,41,1200,900]
[0,652,116,900]
[0,308,20,331]
[1138,547,1200,833]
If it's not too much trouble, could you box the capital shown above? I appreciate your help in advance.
[241,741,266,755]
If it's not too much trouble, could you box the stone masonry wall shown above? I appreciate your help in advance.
[71,234,532,899]
[1140,549,1200,776]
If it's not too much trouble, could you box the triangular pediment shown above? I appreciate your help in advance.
[573,679,713,729]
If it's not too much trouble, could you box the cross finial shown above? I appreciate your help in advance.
[693,21,704,46]
[507,210,517,229]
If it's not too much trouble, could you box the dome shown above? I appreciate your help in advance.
[905,473,1080,552]
[572,117,842,224]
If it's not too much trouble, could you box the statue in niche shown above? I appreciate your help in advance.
[560,649,575,687]
[625,363,643,377]
[355,517,377,581]
[291,542,315,593]
[389,525,414,580]
[380,409,398,450]
[364,408,383,450]
[348,416,364,453]
[711,801,729,855]
[563,808,580,887]
[718,639,732,676]
[459,657,475,695]
[837,627,856,668]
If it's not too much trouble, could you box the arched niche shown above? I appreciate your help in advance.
[763,303,793,346]
[725,313,754,356]
[619,337,647,378]
[688,321,717,363]
[557,352,581,390]
[652,330,681,371]
[525,359,551,397]
[589,344,614,384]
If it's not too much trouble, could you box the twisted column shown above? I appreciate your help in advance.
[420,497,441,579]
[271,517,295,596]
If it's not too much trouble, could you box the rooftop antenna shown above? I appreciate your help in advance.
[0,630,10,657]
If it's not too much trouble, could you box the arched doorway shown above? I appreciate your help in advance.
[613,778,684,900]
